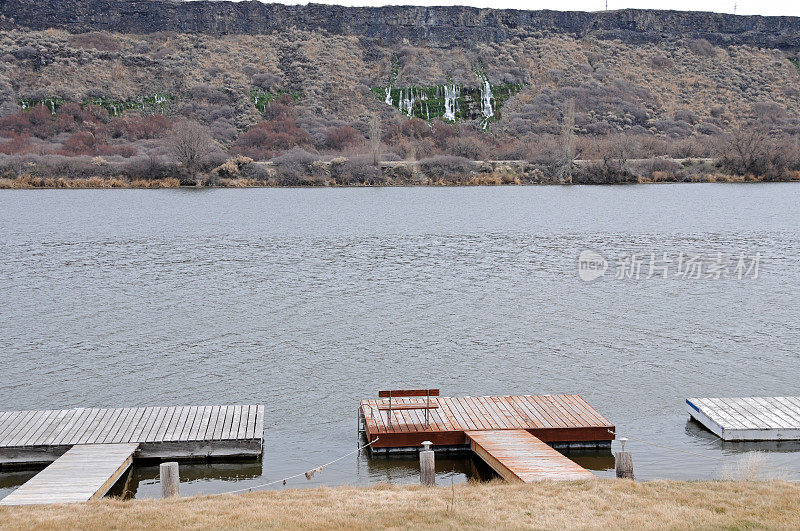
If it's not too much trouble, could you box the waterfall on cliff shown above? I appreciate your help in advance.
[443,84,460,122]
[384,87,392,105]
[480,79,494,120]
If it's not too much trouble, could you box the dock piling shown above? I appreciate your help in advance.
[160,462,180,498]
[420,441,435,486]
[615,438,634,479]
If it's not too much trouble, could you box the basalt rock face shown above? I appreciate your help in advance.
[1,1,800,50]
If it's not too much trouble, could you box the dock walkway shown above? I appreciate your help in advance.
[466,430,595,482]
[0,444,138,505]
[687,397,800,441]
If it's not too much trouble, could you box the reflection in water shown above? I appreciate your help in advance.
[110,460,264,500]
[686,418,800,454]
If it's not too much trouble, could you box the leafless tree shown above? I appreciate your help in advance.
[369,116,381,166]
[169,120,215,185]
[720,124,779,177]
[557,98,575,184]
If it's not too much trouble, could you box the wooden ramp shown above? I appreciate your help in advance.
[0,443,138,505]
[466,430,595,482]
[0,405,265,467]
[687,397,800,441]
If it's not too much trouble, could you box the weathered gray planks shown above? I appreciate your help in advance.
[687,397,800,441]
[0,405,265,466]
[0,443,139,505]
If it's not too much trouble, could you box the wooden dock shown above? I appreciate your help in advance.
[687,397,800,441]
[0,405,265,467]
[360,393,614,451]
[0,444,138,506]
[360,391,612,483]
[466,430,595,482]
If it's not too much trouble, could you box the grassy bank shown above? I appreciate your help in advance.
[1,480,798,529]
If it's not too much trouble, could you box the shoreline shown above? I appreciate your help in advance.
[2,174,798,190]
[0,480,797,529]
[3,157,799,190]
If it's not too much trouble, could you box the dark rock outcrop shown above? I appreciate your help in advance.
[1,1,800,50]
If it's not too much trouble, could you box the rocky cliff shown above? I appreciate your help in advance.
[1,1,800,50]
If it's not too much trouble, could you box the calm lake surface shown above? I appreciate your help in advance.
[1,184,799,498]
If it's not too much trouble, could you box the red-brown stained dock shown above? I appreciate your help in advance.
[466,430,596,482]
[360,394,614,449]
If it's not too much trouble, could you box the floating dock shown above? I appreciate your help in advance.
[687,397,800,441]
[360,391,613,482]
[0,405,264,505]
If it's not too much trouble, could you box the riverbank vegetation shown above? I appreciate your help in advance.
[1,29,800,187]
[0,480,798,529]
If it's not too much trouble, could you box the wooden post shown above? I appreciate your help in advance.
[615,438,634,479]
[160,462,180,498]
[420,440,435,486]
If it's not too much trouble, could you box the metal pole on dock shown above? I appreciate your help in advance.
[615,437,634,479]
[420,440,435,486]
[160,462,181,498]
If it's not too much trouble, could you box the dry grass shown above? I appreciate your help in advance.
[0,480,798,530]
[0,175,181,189]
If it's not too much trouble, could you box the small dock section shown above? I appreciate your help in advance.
[466,430,595,482]
[0,444,138,506]
[687,397,800,441]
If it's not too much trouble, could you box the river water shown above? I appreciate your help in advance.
[1,184,799,498]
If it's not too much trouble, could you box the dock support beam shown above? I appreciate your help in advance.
[420,441,435,486]
[160,462,180,498]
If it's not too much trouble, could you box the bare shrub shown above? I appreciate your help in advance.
[169,120,215,184]
[67,32,121,52]
[720,125,788,178]
[687,38,716,57]
[325,126,360,151]
[418,155,474,182]
[650,55,674,70]
[270,149,325,186]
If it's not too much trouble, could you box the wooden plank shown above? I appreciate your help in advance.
[7,410,53,448]
[128,407,157,443]
[213,406,230,440]
[163,406,188,442]
[153,407,177,443]
[232,405,248,440]
[254,405,265,441]
[245,405,258,439]
[103,407,139,443]
[178,406,200,442]
[143,407,169,443]
[0,411,37,446]
[0,443,139,506]
[466,430,595,483]
[192,406,214,441]
[19,410,60,447]
[91,408,124,445]
[118,408,147,444]
[59,408,98,446]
